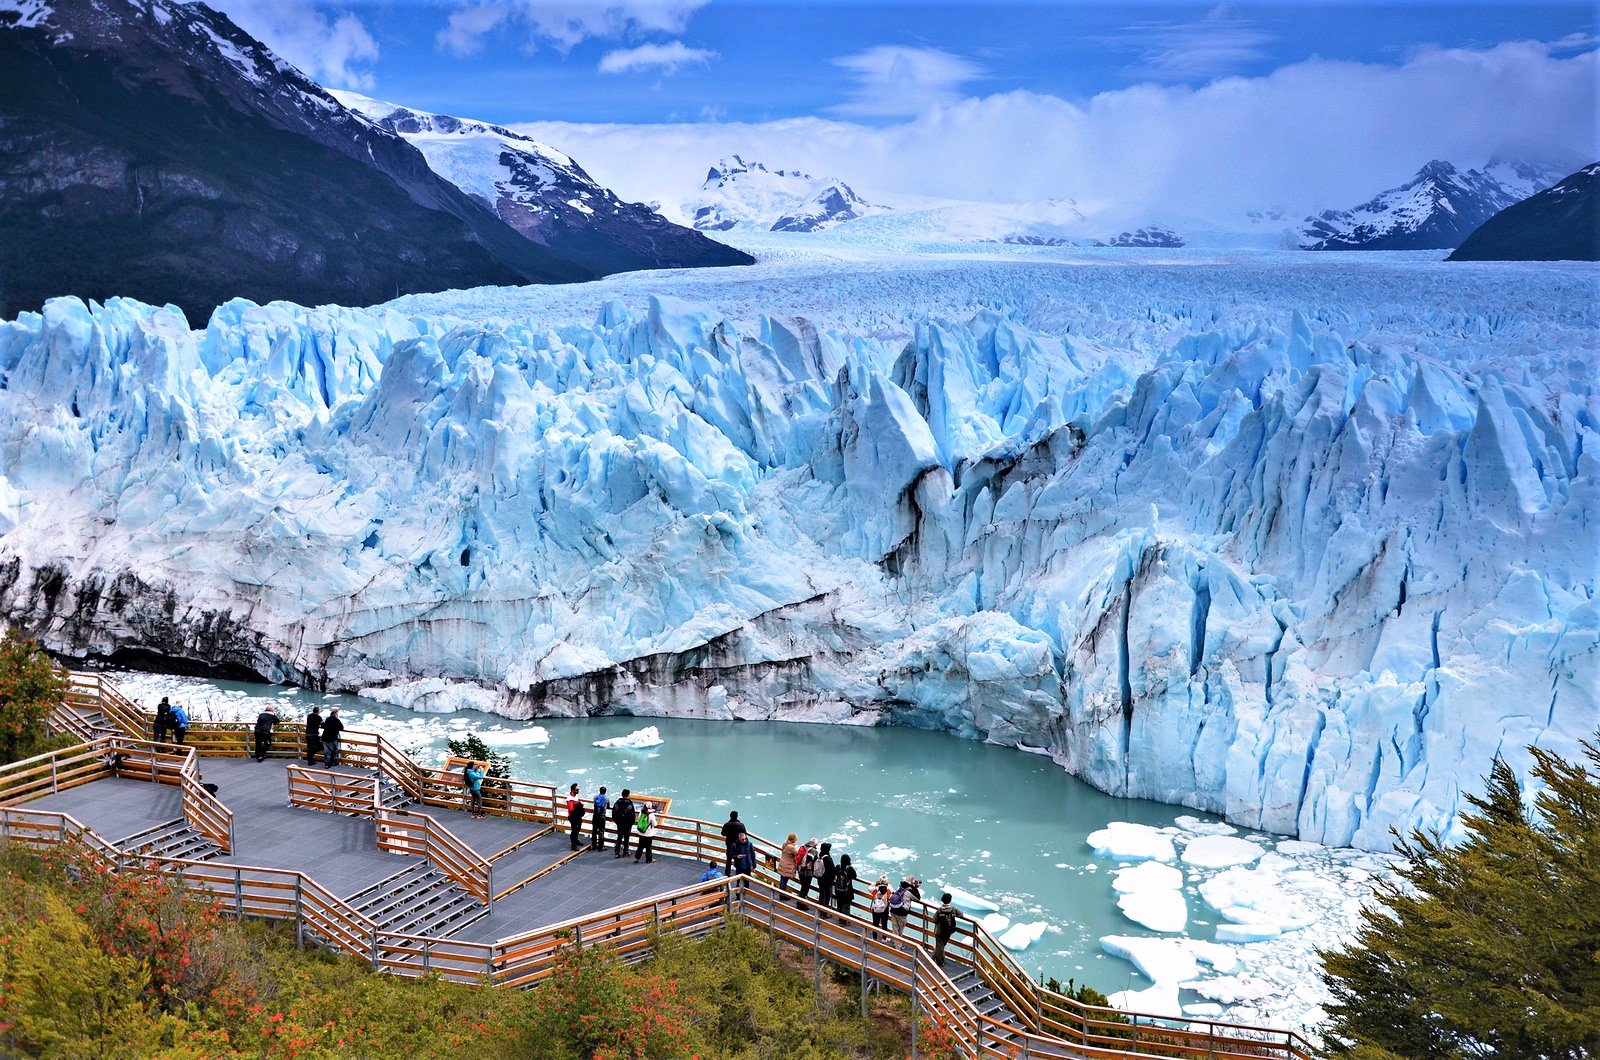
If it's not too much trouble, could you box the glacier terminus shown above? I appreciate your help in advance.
[0,250,1593,853]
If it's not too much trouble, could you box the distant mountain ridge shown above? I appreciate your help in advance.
[1299,160,1565,251]
[333,93,749,277]
[1450,162,1600,262]
[674,156,888,233]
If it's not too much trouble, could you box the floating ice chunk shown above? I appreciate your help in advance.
[1183,1003,1225,1018]
[1088,822,1176,862]
[1175,815,1238,836]
[1181,835,1265,868]
[593,726,663,749]
[1187,940,1240,974]
[479,726,551,746]
[869,844,914,861]
[795,783,823,792]
[1117,889,1187,932]
[1276,839,1326,856]
[1216,922,1286,943]
[998,921,1048,951]
[1112,861,1183,894]
[941,886,999,913]
[277,689,298,696]
[1200,865,1318,940]
[1100,936,1200,984]
[979,913,1011,935]
[1108,981,1182,1018]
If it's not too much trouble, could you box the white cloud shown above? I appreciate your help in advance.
[598,41,716,75]
[436,0,708,56]
[832,45,985,117]
[1115,8,1275,82]
[212,0,379,89]
[516,41,1598,223]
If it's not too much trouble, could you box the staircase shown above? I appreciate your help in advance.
[376,776,412,810]
[345,860,487,938]
[55,704,121,741]
[946,962,1034,1050]
[115,819,223,862]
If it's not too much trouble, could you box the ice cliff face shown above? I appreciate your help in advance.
[0,274,1594,851]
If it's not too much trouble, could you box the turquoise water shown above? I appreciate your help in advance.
[126,673,1231,994]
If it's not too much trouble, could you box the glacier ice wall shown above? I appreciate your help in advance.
[0,277,1594,850]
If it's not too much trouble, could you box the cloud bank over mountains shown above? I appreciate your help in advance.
[519,40,1596,221]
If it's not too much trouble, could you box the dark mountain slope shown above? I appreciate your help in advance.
[1449,163,1600,262]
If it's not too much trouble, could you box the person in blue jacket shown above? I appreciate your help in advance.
[169,702,190,745]
[591,786,609,851]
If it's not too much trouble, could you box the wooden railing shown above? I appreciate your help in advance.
[45,672,1316,1060]
[287,764,379,816]
[375,806,494,908]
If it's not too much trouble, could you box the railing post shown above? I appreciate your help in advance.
[294,878,305,949]
[370,926,380,968]
[233,867,244,920]
[910,960,919,1059]
[423,939,431,976]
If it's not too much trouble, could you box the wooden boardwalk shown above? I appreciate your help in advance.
[29,756,706,940]
[0,672,1318,1060]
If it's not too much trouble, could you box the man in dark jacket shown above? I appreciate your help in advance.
[252,705,278,761]
[815,842,836,904]
[304,706,323,765]
[320,708,344,767]
[153,697,172,743]
[933,893,960,966]
[611,788,637,859]
[721,811,748,876]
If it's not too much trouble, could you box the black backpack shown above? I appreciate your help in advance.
[832,869,853,900]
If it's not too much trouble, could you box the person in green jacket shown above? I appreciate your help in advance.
[633,803,655,864]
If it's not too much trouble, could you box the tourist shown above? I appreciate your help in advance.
[699,861,724,882]
[797,838,820,901]
[814,842,836,905]
[720,811,747,876]
[320,708,343,767]
[170,702,190,745]
[777,833,799,894]
[591,786,609,851]
[464,760,486,818]
[566,783,585,850]
[831,854,858,919]
[732,833,756,876]
[633,802,655,864]
[304,706,323,765]
[868,876,892,930]
[933,893,959,966]
[888,877,921,937]
[252,704,278,761]
[611,788,637,859]
[153,697,172,743]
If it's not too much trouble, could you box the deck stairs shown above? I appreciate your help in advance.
[61,704,121,740]
[115,819,224,862]
[345,860,487,938]
[376,776,412,810]
[947,962,1035,1050]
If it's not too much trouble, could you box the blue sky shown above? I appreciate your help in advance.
[225,1,1596,125]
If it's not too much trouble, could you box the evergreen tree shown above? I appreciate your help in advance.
[0,633,69,764]
[444,732,511,780]
[1321,738,1600,1059]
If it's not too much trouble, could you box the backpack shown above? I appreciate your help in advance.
[935,906,957,937]
[889,888,908,912]
[811,855,828,879]
[832,870,852,900]
[870,890,889,914]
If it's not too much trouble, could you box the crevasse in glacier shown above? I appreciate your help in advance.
[0,280,1593,850]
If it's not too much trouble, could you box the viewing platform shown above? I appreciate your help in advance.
[0,673,1316,1060]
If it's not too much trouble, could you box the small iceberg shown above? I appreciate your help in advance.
[479,726,551,746]
[593,726,664,749]
[941,885,999,913]
[1087,822,1176,862]
[1180,835,1264,868]
[997,921,1048,951]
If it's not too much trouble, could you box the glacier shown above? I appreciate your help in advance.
[0,251,1594,851]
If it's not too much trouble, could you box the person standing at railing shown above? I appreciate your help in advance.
[813,842,836,905]
[888,877,921,937]
[153,697,172,744]
[720,811,747,877]
[797,838,820,901]
[868,875,892,930]
[611,789,637,859]
[831,854,858,919]
[633,803,655,864]
[777,833,799,895]
[933,893,959,967]
[731,833,756,877]
[321,708,343,767]
[170,702,190,746]
[252,705,279,761]
[465,761,487,818]
[590,786,609,851]
[304,706,323,765]
[566,783,586,850]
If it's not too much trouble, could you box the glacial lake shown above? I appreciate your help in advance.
[114,671,1389,1028]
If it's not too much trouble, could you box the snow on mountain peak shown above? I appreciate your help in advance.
[664,155,887,233]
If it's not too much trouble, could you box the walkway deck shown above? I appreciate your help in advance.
[28,756,704,938]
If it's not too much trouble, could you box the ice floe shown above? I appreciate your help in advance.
[593,726,664,749]
[1180,835,1265,868]
[1087,822,1176,862]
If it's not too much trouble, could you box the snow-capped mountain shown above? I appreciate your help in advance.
[1450,162,1600,261]
[0,256,1591,853]
[333,93,749,276]
[674,156,887,232]
[0,0,591,320]
[1299,160,1564,251]
[1103,225,1186,248]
